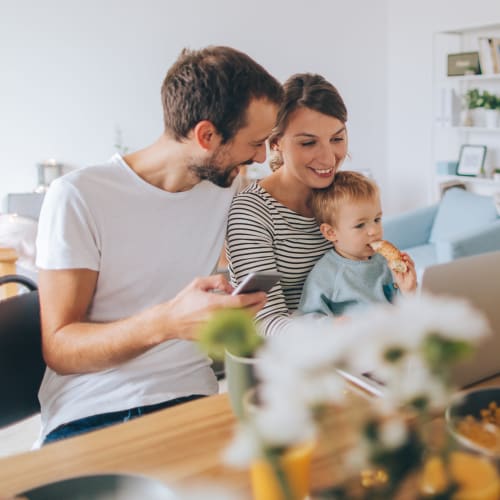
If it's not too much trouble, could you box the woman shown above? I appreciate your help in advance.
[226,73,348,336]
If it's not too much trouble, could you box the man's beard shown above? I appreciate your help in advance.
[188,163,240,188]
[188,147,253,188]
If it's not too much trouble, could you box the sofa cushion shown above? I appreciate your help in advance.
[402,243,437,280]
[429,188,498,243]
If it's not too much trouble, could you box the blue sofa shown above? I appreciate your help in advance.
[383,188,500,277]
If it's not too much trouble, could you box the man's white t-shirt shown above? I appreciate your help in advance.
[35,154,239,440]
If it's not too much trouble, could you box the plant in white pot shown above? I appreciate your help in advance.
[493,168,500,183]
[483,91,500,129]
[462,88,485,127]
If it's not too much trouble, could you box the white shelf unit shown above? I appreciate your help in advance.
[432,24,500,201]
[434,175,500,200]
[440,73,500,83]
[450,126,500,133]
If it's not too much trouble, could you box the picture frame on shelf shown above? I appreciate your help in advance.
[456,145,487,177]
[447,52,481,76]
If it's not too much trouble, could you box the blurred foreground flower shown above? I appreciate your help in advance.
[198,308,264,359]
[224,293,491,499]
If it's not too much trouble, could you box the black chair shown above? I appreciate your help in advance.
[0,274,45,428]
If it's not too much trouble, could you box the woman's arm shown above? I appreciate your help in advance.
[227,190,330,336]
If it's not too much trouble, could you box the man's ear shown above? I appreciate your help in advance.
[193,120,220,151]
[320,223,337,243]
[270,136,281,152]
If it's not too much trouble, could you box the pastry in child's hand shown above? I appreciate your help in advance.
[369,240,407,273]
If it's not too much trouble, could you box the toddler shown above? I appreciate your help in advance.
[298,171,417,316]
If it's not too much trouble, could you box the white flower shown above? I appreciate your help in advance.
[301,371,347,406]
[223,425,262,468]
[344,439,371,472]
[383,355,450,410]
[257,324,350,377]
[224,291,489,475]
[255,323,352,424]
[379,418,408,449]
[345,293,489,380]
[393,293,490,342]
[253,401,316,447]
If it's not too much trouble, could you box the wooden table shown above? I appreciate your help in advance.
[1,377,499,498]
[0,394,248,498]
[0,389,365,498]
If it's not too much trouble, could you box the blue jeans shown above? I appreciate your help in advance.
[43,395,204,445]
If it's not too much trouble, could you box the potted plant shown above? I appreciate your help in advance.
[493,167,500,183]
[483,91,500,129]
[198,308,264,419]
[462,88,485,127]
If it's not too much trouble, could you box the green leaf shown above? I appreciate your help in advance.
[409,395,429,412]
[197,308,263,360]
[422,335,474,372]
[363,419,380,443]
[384,347,405,363]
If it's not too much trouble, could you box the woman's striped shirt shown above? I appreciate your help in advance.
[226,182,331,336]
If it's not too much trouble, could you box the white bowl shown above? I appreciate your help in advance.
[445,386,500,459]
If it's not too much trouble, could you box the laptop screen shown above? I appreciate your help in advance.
[420,251,500,387]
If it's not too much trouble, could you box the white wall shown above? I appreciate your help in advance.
[385,0,500,213]
[6,1,499,216]
[0,0,388,206]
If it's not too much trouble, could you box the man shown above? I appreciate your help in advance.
[35,46,282,443]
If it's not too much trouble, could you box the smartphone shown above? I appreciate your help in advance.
[231,271,281,295]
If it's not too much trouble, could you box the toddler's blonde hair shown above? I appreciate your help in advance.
[311,171,379,226]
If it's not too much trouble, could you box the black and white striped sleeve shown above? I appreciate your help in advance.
[226,190,313,336]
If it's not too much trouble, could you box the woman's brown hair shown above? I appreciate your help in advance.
[269,73,347,170]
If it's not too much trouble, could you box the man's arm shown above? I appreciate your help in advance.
[39,269,266,375]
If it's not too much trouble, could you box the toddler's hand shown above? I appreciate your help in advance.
[393,253,417,293]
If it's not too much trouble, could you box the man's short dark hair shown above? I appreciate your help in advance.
[161,46,283,143]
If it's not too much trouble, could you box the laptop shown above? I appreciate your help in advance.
[339,250,500,396]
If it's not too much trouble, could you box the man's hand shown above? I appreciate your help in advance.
[151,274,267,342]
[40,270,266,375]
